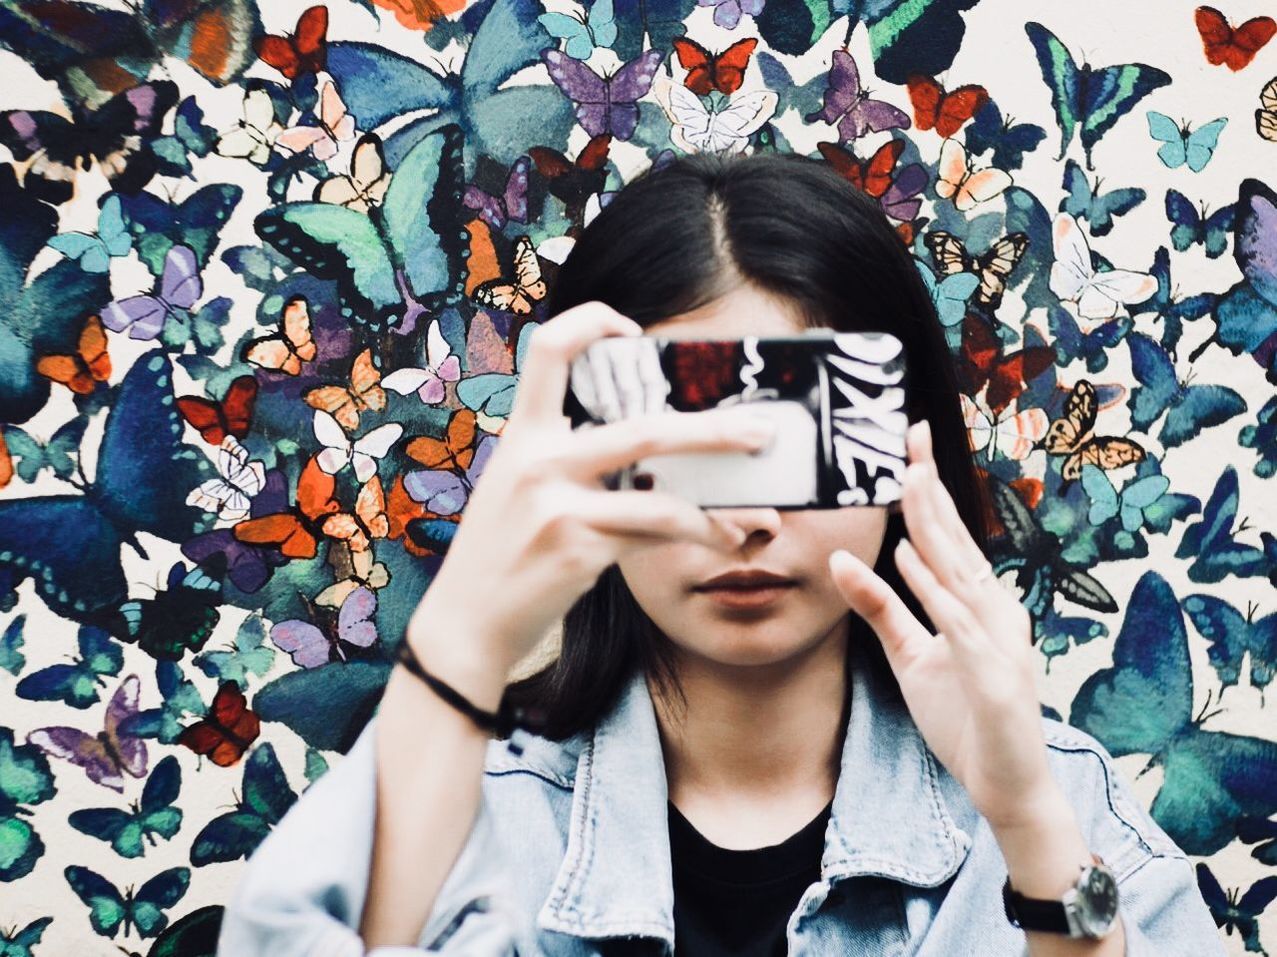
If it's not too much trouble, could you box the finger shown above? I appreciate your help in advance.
[910,420,991,573]
[512,302,643,424]
[602,337,648,420]
[827,548,934,672]
[574,487,745,551]
[900,457,967,592]
[893,538,991,670]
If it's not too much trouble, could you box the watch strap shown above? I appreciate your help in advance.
[1002,853,1106,936]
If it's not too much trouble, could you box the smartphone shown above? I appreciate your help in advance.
[561,329,909,509]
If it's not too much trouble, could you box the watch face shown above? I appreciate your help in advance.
[1075,865,1120,936]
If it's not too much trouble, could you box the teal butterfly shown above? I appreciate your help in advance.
[118,661,207,746]
[1175,466,1277,584]
[1181,594,1277,697]
[1070,569,1277,855]
[64,864,189,939]
[1,418,87,485]
[67,755,182,858]
[538,0,616,60]
[914,258,979,346]
[194,614,276,685]
[1025,22,1170,169]
[117,183,242,276]
[0,614,24,675]
[14,624,122,709]
[1146,112,1227,172]
[149,96,218,178]
[255,123,469,332]
[1060,159,1145,237]
[0,917,52,957]
[190,742,297,866]
[457,318,536,421]
[46,194,132,274]
[1079,463,1170,538]
[0,728,56,882]
[1164,188,1235,259]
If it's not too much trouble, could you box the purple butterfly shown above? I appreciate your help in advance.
[463,155,531,230]
[880,163,928,222]
[270,587,377,668]
[404,433,497,515]
[181,470,290,593]
[696,0,763,29]
[542,49,664,141]
[805,51,910,143]
[27,674,147,791]
[102,244,202,340]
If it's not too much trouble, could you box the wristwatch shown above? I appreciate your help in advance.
[1003,853,1120,938]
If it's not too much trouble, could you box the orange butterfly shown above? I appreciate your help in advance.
[315,540,391,608]
[671,37,758,96]
[232,456,340,558]
[1195,5,1276,71]
[254,4,328,80]
[472,236,546,315]
[304,348,387,432]
[369,0,466,32]
[321,475,389,553]
[818,139,904,199]
[1038,379,1146,482]
[243,297,317,375]
[406,409,478,472]
[905,75,989,138]
[177,681,260,767]
[36,315,111,395]
[177,375,257,445]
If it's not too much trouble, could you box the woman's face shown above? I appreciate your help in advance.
[615,284,890,670]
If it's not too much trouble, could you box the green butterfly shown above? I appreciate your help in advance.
[46,194,132,274]
[456,319,536,422]
[254,123,469,332]
[68,755,182,858]
[64,864,189,940]
[14,625,122,709]
[193,614,275,686]
[0,917,52,957]
[1,419,86,485]
[0,728,56,882]
[0,614,25,675]
[190,743,297,866]
[538,0,617,60]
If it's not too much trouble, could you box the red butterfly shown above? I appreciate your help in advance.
[905,75,989,138]
[177,375,258,445]
[178,681,261,767]
[671,37,758,96]
[818,139,905,199]
[959,314,1054,416]
[528,134,612,222]
[254,5,329,80]
[1195,5,1275,70]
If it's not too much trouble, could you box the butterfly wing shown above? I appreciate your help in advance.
[1184,117,1227,173]
[269,620,331,668]
[128,866,189,937]
[1147,110,1188,168]
[974,233,1029,307]
[337,586,378,647]
[542,49,608,134]
[64,865,128,937]
[1257,77,1277,141]
[1025,22,1081,158]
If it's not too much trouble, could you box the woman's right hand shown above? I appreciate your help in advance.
[403,301,777,704]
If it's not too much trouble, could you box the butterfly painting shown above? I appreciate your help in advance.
[316,133,391,212]
[805,51,910,143]
[46,193,132,273]
[67,755,182,858]
[905,74,988,138]
[961,392,1049,461]
[819,139,927,224]
[935,138,1011,211]
[1258,77,1277,141]
[304,348,387,432]
[1214,179,1277,380]
[1060,159,1145,238]
[1079,463,1170,538]
[243,296,318,375]
[527,133,612,226]
[29,674,147,791]
[542,49,664,141]
[472,235,548,316]
[1195,6,1275,72]
[1164,189,1235,259]
[538,0,616,60]
[189,743,297,865]
[65,863,189,939]
[663,85,778,155]
[672,37,758,96]
[254,4,328,79]
[114,560,223,662]
[231,456,340,559]
[462,155,531,231]
[925,230,1028,311]
[15,624,122,709]
[963,99,1046,171]
[404,432,496,515]
[1038,378,1146,482]
[1174,466,1276,584]
[1147,112,1228,172]
[1180,593,1277,696]
[382,317,462,404]
[177,680,260,767]
[101,244,202,341]
[36,315,111,395]
[276,77,356,162]
[215,86,284,167]
[1049,212,1157,320]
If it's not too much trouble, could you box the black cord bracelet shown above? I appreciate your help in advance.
[393,638,548,742]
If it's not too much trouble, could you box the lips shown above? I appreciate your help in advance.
[693,570,797,590]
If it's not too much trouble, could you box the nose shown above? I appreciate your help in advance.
[704,506,783,544]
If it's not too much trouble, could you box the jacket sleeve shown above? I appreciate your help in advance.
[215,714,521,957]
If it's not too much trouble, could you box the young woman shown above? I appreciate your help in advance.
[217,151,1223,956]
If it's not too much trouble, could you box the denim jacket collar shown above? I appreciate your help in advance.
[535,640,976,947]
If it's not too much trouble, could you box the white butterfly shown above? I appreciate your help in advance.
[316,134,390,212]
[935,138,1012,212]
[186,436,266,521]
[381,318,462,404]
[960,393,1049,461]
[664,84,777,154]
[277,77,356,162]
[1049,212,1157,321]
[216,87,284,167]
[313,410,403,482]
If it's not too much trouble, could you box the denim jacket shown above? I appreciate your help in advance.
[217,639,1225,956]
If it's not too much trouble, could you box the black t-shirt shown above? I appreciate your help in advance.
[668,798,833,956]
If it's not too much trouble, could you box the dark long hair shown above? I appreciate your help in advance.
[498,149,992,741]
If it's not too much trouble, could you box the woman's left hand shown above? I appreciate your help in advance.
[827,418,1060,832]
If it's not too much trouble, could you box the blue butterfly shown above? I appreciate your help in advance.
[1214,179,1277,382]
[67,754,182,858]
[914,258,979,345]
[1239,816,1277,866]
[116,183,241,277]
[1175,466,1277,584]
[64,864,189,939]
[0,352,214,620]
[194,613,276,685]
[1079,463,1170,537]
[190,742,297,866]
[1130,247,1216,360]
[1,418,87,485]
[1070,569,1277,855]
[538,0,616,59]
[1025,22,1171,169]
[118,661,207,746]
[1045,303,1131,373]
[0,613,24,675]
[1181,594,1277,697]
[46,194,132,274]
[1126,332,1245,448]
[14,624,122,708]
[1034,604,1108,665]
[963,99,1046,171]
[1195,863,1277,955]
[1146,112,1227,172]
[1239,393,1277,480]
[1060,159,1144,237]
[1164,189,1235,259]
[115,560,222,662]
[0,917,52,956]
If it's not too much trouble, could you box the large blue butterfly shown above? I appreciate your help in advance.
[1070,569,1277,856]
[1180,593,1277,697]
[1174,466,1277,584]
[0,352,213,620]
[1212,179,1277,382]
[1126,331,1245,449]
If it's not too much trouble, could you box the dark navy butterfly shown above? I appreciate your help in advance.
[190,742,297,866]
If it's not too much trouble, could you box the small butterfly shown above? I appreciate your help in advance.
[472,235,548,316]
[1195,6,1275,71]
[1049,212,1157,320]
[1041,304,1132,374]
[672,37,758,96]
[915,258,979,334]
[958,314,1055,416]
[404,432,497,515]
[118,660,206,746]
[696,0,761,29]
[0,614,25,675]
[542,48,663,141]
[186,436,267,523]
[116,560,223,662]
[321,475,389,554]
[924,230,1028,312]
[1079,463,1170,534]
[538,0,617,60]
[1175,466,1276,583]
[177,375,257,446]
[383,318,461,404]
[178,680,260,767]
[28,674,147,791]
[406,408,481,475]
[46,193,132,273]
[1258,76,1277,141]
[193,614,276,686]
[232,456,340,559]
[15,624,122,709]
[818,139,927,223]
[663,84,778,155]
[315,542,390,608]
[255,4,328,79]
[527,133,612,225]
[1127,331,1246,448]
[1060,159,1145,238]
[935,138,1011,211]
[905,74,988,138]
[962,99,1046,171]
[1164,188,1235,259]
[277,76,356,162]
[463,154,531,230]
[960,392,1049,461]
[243,296,318,375]
[1181,593,1277,695]
[182,471,290,594]
[1037,378,1146,482]
[36,315,111,395]
[1130,247,1216,359]
[67,754,181,859]
[304,347,387,432]
[190,742,297,865]
[805,50,910,143]
[65,863,189,939]
[314,411,401,483]
[215,86,284,167]
[1195,863,1277,953]
[457,319,536,430]
[101,244,201,340]
[0,917,52,956]
[1147,111,1227,172]
[315,133,390,212]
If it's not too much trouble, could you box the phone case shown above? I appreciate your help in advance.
[562,330,909,509]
